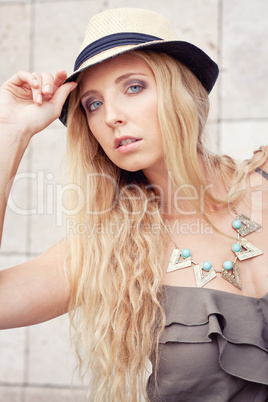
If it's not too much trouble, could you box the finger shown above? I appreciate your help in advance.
[31,73,39,88]
[33,71,68,104]
[31,73,43,104]
[52,81,77,116]
[53,70,68,90]
[40,71,55,95]
[5,71,39,89]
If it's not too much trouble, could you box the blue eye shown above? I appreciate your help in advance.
[128,85,142,94]
[89,100,103,111]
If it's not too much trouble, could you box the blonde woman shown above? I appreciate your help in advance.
[0,8,267,402]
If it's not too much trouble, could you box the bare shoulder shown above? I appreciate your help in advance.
[0,239,70,329]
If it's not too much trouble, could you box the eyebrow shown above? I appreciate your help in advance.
[114,72,147,84]
[80,72,147,100]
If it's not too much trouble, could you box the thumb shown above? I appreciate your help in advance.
[53,81,78,114]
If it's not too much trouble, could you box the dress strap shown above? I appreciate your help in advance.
[255,167,268,181]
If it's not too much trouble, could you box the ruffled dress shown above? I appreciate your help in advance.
[147,286,268,401]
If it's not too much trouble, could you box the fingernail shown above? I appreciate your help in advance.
[37,94,42,104]
[34,78,38,86]
[44,85,52,94]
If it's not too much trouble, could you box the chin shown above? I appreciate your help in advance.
[112,159,147,172]
[119,165,143,173]
[111,154,163,173]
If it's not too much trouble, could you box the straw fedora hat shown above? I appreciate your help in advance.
[59,7,219,125]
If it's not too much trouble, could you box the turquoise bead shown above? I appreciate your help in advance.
[202,261,212,271]
[232,219,242,229]
[181,248,191,258]
[232,243,242,252]
[223,261,233,270]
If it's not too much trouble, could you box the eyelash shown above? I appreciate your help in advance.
[126,83,145,94]
[85,81,146,112]
[87,100,102,112]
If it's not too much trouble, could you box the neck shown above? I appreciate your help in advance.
[142,160,198,217]
[142,153,227,218]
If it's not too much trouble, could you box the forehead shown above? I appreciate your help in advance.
[80,52,153,86]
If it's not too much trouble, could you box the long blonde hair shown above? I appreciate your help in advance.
[65,50,267,401]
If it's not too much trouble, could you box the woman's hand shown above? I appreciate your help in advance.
[0,71,77,246]
[0,70,77,138]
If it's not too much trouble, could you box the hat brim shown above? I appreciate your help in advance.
[59,40,219,126]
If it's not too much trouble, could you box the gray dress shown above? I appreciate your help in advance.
[146,286,268,401]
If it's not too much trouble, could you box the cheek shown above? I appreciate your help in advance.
[86,117,103,143]
[146,100,160,132]
[144,92,159,122]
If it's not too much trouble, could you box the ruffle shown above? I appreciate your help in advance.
[160,285,268,385]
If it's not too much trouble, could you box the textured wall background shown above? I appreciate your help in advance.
[0,0,267,401]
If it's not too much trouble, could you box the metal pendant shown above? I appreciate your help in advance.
[235,238,263,261]
[236,214,262,236]
[194,264,217,288]
[221,262,242,289]
[167,249,192,272]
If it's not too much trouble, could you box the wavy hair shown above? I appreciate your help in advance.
[65,50,267,401]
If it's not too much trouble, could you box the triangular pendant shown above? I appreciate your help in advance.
[221,262,242,289]
[236,214,262,236]
[194,264,217,288]
[167,249,192,272]
[235,238,263,261]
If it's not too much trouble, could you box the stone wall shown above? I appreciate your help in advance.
[0,0,267,400]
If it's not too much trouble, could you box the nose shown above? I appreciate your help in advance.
[104,98,126,128]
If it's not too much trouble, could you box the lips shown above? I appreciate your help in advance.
[114,137,141,149]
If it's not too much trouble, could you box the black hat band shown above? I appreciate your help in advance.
[74,32,162,71]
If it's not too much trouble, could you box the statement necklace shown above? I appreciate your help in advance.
[163,207,263,289]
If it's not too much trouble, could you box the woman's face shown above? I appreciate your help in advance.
[80,53,164,173]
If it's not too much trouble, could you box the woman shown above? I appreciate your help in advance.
[0,8,267,402]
